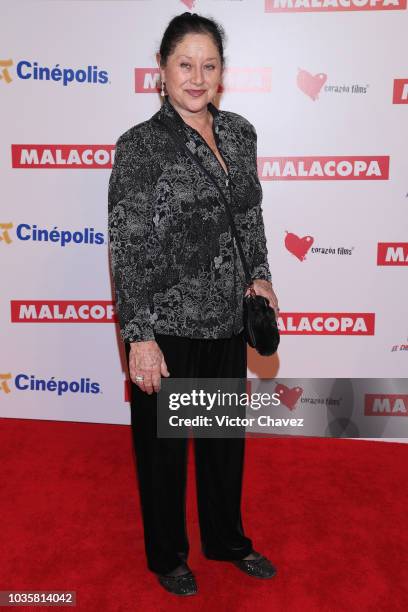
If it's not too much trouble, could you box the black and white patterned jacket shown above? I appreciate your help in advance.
[108,94,272,343]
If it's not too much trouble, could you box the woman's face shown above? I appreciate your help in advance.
[158,33,223,114]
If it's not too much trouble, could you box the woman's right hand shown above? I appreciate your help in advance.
[128,340,170,394]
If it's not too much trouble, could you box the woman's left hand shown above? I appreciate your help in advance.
[245,279,280,318]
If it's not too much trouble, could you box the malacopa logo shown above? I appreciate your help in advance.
[258,156,390,180]
[0,222,105,248]
[0,372,101,396]
[393,79,408,104]
[278,313,375,335]
[10,301,117,323]
[365,394,408,416]
[285,231,355,261]
[377,243,408,265]
[11,145,114,168]
[134,68,272,93]
[265,0,407,13]
[0,58,109,86]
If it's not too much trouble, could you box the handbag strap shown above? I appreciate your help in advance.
[154,115,255,293]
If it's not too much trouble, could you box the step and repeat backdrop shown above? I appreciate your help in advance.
[1,0,407,426]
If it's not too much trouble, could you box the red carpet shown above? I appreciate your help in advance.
[0,417,407,611]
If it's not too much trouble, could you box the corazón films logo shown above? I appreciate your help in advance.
[284,232,354,261]
[272,383,342,412]
[297,68,369,101]
[274,384,303,410]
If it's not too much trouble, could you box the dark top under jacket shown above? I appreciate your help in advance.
[108,94,272,343]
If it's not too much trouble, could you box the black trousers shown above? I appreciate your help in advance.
[125,329,253,575]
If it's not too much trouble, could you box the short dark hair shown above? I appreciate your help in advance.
[158,12,226,69]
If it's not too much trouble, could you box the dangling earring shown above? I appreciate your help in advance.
[160,79,165,97]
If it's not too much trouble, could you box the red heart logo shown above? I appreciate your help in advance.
[275,384,303,411]
[285,231,314,261]
[297,69,327,101]
[180,0,195,9]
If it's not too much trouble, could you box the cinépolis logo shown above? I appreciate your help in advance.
[0,222,105,247]
[0,58,109,87]
[0,372,101,396]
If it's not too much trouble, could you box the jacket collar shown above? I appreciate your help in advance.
[153,94,230,197]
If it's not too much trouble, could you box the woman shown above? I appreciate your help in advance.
[108,12,280,596]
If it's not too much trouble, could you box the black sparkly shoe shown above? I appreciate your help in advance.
[157,570,198,596]
[231,551,277,579]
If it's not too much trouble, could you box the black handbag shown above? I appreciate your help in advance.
[154,115,280,356]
